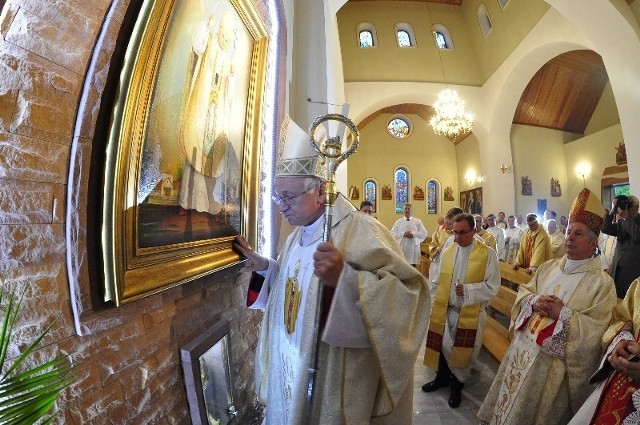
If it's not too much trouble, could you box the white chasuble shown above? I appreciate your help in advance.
[492,267,583,424]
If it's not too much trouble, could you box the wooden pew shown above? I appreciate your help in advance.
[482,263,533,362]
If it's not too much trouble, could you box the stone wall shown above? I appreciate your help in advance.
[0,0,277,422]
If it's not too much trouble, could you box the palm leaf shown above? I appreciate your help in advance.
[0,285,74,424]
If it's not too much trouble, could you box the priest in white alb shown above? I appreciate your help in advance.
[391,203,428,267]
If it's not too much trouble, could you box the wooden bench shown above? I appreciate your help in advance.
[482,263,532,362]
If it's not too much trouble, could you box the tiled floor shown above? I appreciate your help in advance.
[412,343,500,424]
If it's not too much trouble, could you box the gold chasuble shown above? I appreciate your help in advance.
[425,242,488,369]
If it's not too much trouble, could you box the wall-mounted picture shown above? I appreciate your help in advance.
[381,185,392,200]
[349,185,359,200]
[551,178,561,197]
[413,185,425,201]
[460,187,483,215]
[444,186,454,201]
[102,0,268,305]
[521,176,532,196]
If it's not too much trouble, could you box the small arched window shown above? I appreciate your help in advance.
[394,167,410,214]
[432,24,454,50]
[357,22,378,48]
[426,179,440,214]
[477,4,493,38]
[364,179,377,213]
[395,22,415,48]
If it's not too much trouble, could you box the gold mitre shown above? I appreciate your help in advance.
[568,188,606,235]
[276,115,327,180]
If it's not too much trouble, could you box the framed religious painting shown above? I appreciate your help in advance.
[102,0,267,305]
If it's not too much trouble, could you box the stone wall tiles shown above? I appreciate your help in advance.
[0,132,69,183]
[5,6,93,75]
[15,0,108,39]
[0,223,65,268]
[11,90,75,143]
[0,178,56,224]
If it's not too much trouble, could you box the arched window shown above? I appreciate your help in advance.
[359,31,373,47]
[432,24,454,50]
[364,179,377,212]
[395,22,415,48]
[394,167,410,213]
[387,115,412,139]
[477,4,493,38]
[357,22,378,48]
[426,179,440,214]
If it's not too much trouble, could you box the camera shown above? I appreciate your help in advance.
[615,195,629,210]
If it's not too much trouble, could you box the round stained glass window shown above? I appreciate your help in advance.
[387,117,411,139]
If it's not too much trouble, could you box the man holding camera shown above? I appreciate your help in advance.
[601,195,640,298]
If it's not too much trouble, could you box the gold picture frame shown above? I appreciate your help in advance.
[102,0,266,305]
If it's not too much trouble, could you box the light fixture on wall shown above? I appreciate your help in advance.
[427,5,473,141]
[576,162,591,188]
[465,170,477,186]
[500,164,511,174]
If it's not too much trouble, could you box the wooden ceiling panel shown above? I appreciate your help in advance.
[513,50,608,134]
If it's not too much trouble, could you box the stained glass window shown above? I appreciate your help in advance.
[387,117,411,138]
[364,180,377,212]
[427,180,439,214]
[359,30,373,47]
[395,168,409,213]
[397,30,411,47]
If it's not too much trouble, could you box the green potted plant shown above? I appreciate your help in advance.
[0,286,74,424]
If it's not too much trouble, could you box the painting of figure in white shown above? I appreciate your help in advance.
[138,0,253,247]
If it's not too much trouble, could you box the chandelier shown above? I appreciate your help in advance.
[429,88,473,141]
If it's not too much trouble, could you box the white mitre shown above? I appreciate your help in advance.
[276,115,327,179]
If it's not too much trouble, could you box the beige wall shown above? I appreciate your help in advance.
[455,133,482,202]
[564,124,624,201]
[348,113,458,232]
[511,124,576,218]
[461,0,550,81]
[585,81,620,135]
[337,1,482,86]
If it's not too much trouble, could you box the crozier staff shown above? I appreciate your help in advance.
[234,115,430,424]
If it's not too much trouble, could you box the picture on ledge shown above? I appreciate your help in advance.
[521,176,532,196]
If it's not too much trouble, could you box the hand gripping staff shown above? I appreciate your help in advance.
[304,113,359,423]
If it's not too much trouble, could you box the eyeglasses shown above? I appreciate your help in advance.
[453,229,472,236]
[272,185,315,206]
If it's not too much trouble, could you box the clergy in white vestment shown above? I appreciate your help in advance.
[422,213,500,409]
[474,214,498,253]
[547,219,566,259]
[234,116,430,425]
[478,188,617,425]
[568,278,640,424]
[486,214,506,261]
[391,203,428,266]
[504,215,524,264]
[496,211,508,230]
